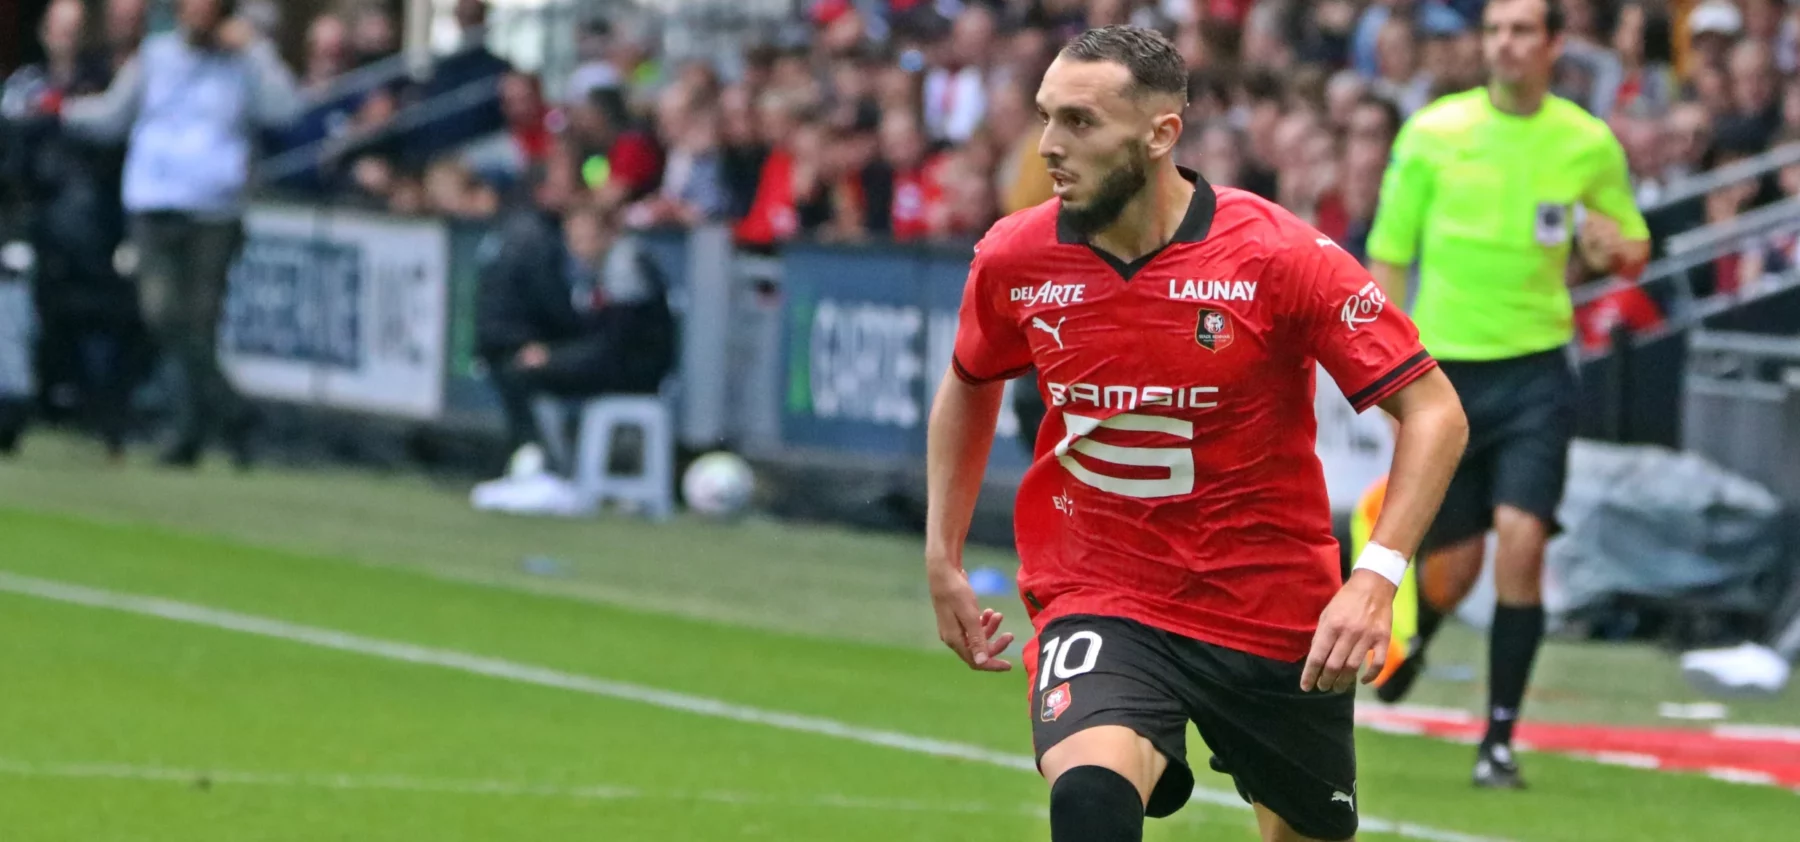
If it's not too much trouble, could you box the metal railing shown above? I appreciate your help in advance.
[256,77,502,187]
[1642,142,1800,213]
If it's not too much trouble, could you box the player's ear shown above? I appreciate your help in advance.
[1147,109,1182,160]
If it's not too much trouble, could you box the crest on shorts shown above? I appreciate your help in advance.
[1195,308,1234,352]
[1041,682,1073,722]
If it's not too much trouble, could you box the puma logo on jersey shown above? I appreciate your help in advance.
[1167,279,1257,302]
[1011,281,1086,307]
[1332,790,1355,809]
[1032,316,1066,349]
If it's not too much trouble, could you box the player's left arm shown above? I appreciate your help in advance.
[1578,130,1652,279]
[1285,234,1469,694]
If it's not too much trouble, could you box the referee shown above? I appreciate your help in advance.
[1364,0,1649,790]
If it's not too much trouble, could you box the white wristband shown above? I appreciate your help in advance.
[1353,542,1410,587]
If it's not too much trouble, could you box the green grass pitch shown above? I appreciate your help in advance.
[0,435,1795,841]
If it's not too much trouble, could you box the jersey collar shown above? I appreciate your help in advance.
[1056,166,1218,281]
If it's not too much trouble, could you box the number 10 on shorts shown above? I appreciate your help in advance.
[1039,631,1104,690]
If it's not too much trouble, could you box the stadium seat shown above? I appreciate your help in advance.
[567,394,676,522]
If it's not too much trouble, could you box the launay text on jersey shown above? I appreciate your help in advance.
[1168,279,1258,302]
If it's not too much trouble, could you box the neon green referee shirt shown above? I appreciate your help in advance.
[1365,89,1650,362]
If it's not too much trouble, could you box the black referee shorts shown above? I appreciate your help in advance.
[1423,347,1578,552]
[1029,614,1359,840]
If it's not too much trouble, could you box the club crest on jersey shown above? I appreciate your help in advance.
[1011,281,1086,307]
[1041,682,1073,722]
[1195,308,1234,352]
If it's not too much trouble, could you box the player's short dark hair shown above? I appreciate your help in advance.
[1059,25,1189,104]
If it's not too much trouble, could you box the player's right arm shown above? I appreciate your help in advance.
[1284,230,1467,694]
[926,241,1031,673]
[1364,119,1436,308]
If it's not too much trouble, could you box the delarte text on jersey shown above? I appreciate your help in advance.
[1011,281,1087,307]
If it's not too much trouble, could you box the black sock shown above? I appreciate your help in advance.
[1050,766,1144,842]
[1415,599,1445,652]
[1485,603,1546,748]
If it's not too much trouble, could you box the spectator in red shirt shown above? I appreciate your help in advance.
[563,87,663,212]
[734,94,810,249]
[873,110,946,241]
[1576,279,1667,353]
[501,72,554,167]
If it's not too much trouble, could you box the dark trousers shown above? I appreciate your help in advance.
[130,212,247,448]
[483,335,647,464]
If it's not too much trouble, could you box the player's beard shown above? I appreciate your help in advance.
[1058,139,1151,238]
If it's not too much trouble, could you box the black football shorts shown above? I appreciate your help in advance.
[1028,614,1359,840]
[1423,347,1578,552]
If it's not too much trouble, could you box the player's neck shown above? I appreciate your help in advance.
[1087,166,1196,264]
[1487,81,1548,116]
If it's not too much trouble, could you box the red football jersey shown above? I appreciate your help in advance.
[954,171,1436,662]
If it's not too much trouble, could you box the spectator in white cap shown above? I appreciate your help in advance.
[1687,0,1743,74]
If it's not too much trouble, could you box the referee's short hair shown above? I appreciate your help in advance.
[1544,2,1566,36]
[1494,0,1566,36]
[1060,25,1190,105]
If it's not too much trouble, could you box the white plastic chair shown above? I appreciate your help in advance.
[551,394,676,521]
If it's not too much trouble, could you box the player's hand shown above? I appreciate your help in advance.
[1302,570,1397,694]
[1579,215,1622,274]
[927,564,1014,672]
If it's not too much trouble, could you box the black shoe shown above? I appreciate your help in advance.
[1374,640,1427,704]
[1472,742,1527,790]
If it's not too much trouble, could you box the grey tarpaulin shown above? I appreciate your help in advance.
[1547,440,1792,631]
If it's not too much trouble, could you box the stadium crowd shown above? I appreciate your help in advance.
[13,0,1800,291]
[6,0,1800,454]
[253,0,1800,345]
[201,3,1789,251]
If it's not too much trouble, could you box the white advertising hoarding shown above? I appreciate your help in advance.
[220,204,448,421]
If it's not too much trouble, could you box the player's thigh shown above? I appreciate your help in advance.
[1488,354,1577,539]
[1255,804,1353,842]
[1181,641,1359,842]
[1028,614,1194,819]
[1040,725,1167,806]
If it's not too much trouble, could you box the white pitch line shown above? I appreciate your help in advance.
[0,572,1514,842]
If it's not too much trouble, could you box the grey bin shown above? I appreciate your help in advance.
[1681,330,1800,507]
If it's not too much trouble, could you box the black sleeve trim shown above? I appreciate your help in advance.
[952,355,1032,386]
[1347,349,1436,412]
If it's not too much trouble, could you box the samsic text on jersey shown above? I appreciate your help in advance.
[953,170,1436,662]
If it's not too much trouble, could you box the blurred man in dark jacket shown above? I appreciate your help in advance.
[1,0,141,457]
[476,155,676,465]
